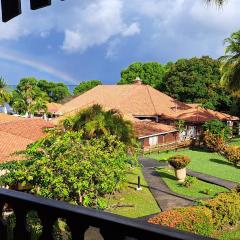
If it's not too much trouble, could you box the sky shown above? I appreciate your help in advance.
[0,0,239,85]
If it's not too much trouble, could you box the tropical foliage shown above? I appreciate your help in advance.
[0,77,11,107]
[161,56,233,112]
[73,80,102,95]
[37,79,70,102]
[203,119,231,140]
[118,62,167,89]
[220,30,240,92]
[149,190,240,237]
[0,131,136,209]
[204,131,240,167]
[61,104,137,150]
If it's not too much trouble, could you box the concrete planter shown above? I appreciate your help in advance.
[175,168,186,183]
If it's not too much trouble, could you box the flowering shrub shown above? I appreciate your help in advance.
[201,191,240,229]
[148,206,214,236]
[168,155,190,170]
[204,131,240,166]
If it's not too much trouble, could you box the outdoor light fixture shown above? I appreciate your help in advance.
[1,0,64,22]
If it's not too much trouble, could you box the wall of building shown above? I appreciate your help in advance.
[141,132,179,149]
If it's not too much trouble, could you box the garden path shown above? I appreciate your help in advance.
[139,157,238,212]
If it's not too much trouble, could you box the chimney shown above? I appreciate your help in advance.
[134,77,142,85]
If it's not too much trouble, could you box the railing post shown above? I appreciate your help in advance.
[0,201,7,240]
[13,206,31,240]
[67,218,89,240]
[38,211,55,240]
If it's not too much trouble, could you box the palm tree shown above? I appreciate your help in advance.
[61,104,137,149]
[220,30,240,91]
[29,97,48,118]
[0,77,11,113]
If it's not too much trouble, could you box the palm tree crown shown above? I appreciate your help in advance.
[220,30,240,91]
[0,77,11,106]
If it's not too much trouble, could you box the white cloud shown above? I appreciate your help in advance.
[121,22,140,37]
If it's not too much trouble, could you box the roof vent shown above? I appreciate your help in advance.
[134,77,142,85]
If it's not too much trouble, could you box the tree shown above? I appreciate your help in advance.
[203,119,231,140]
[61,104,137,150]
[73,80,102,95]
[118,62,166,89]
[161,56,233,112]
[220,30,240,92]
[37,80,70,102]
[205,0,225,6]
[10,77,49,116]
[0,131,137,208]
[0,77,11,112]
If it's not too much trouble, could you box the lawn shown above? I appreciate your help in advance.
[147,147,240,183]
[157,168,228,198]
[106,167,160,218]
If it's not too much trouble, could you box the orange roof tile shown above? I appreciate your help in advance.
[58,84,238,123]
[134,121,177,138]
[0,117,54,162]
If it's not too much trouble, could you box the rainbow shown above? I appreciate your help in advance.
[0,49,79,84]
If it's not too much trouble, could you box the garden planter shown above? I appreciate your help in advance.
[175,168,186,182]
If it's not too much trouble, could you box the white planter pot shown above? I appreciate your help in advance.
[175,168,186,183]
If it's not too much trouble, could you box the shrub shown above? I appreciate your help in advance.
[203,120,231,140]
[148,206,214,236]
[181,176,197,188]
[168,155,190,170]
[204,131,240,166]
[200,188,213,196]
[201,191,240,229]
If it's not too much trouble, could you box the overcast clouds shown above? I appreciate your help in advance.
[0,0,239,85]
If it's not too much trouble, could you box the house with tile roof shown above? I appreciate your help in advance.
[0,114,54,162]
[57,78,239,151]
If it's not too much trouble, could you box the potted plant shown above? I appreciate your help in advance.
[168,155,190,182]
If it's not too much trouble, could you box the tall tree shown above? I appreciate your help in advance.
[73,80,102,95]
[118,62,166,89]
[37,80,70,102]
[0,77,11,113]
[220,30,240,92]
[161,56,233,112]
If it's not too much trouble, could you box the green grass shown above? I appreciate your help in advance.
[106,167,160,218]
[215,225,240,240]
[157,168,228,198]
[147,148,240,183]
[229,137,240,146]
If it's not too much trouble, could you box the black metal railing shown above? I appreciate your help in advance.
[0,188,213,240]
[1,0,63,22]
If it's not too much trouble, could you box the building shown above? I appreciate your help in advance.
[57,79,239,151]
[0,114,54,162]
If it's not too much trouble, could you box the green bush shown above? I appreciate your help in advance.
[168,155,190,169]
[181,176,197,188]
[201,191,240,229]
[148,206,215,236]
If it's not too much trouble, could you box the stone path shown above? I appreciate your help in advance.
[139,157,195,211]
[187,169,238,190]
[139,157,239,212]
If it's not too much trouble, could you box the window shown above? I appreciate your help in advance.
[149,136,158,146]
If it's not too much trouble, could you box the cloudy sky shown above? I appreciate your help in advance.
[0,0,239,85]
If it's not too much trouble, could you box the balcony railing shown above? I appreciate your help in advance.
[0,188,213,240]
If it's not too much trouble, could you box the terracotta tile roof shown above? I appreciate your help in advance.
[0,113,25,124]
[58,84,189,117]
[134,120,177,138]
[58,84,239,123]
[47,102,62,114]
[166,104,239,122]
[0,116,54,162]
